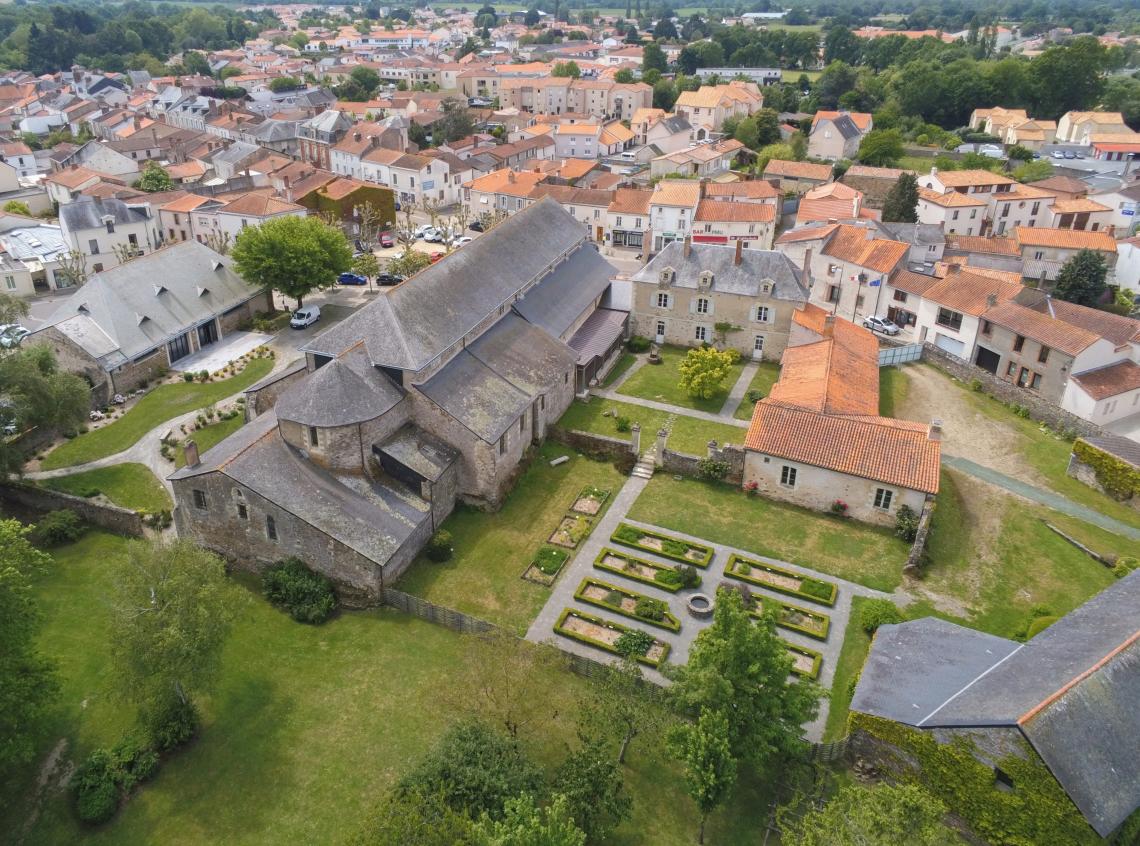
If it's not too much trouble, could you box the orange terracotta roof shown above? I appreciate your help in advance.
[1014,226,1117,253]
[763,159,832,181]
[1071,360,1140,400]
[555,158,597,180]
[923,267,1022,316]
[161,194,216,213]
[982,300,1099,356]
[822,224,909,274]
[745,400,941,494]
[694,198,774,223]
[889,268,940,295]
[992,184,1055,202]
[219,193,305,216]
[1037,297,1140,346]
[704,180,780,201]
[776,223,839,244]
[933,169,1016,188]
[811,110,872,132]
[918,186,988,208]
[608,188,651,215]
[934,260,1022,285]
[948,235,1021,255]
[1050,198,1111,214]
[464,167,547,197]
[651,179,701,207]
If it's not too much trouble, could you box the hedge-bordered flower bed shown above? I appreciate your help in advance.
[784,642,823,679]
[593,548,694,592]
[751,597,831,641]
[610,523,714,567]
[554,607,671,667]
[574,577,682,632]
[570,485,612,516]
[724,553,837,606]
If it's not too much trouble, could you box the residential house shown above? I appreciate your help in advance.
[1054,111,1132,145]
[1091,183,1140,234]
[673,82,763,137]
[298,109,354,169]
[762,159,832,194]
[605,187,651,254]
[742,304,941,525]
[0,141,37,178]
[851,573,1140,841]
[648,179,702,253]
[693,197,777,250]
[551,121,632,159]
[31,242,270,405]
[808,110,872,160]
[525,183,613,241]
[1045,197,1113,232]
[703,179,782,223]
[464,167,548,216]
[0,221,71,296]
[59,196,163,274]
[794,182,865,227]
[649,138,744,179]
[1015,226,1118,282]
[840,164,916,208]
[628,238,808,359]
[912,265,1022,360]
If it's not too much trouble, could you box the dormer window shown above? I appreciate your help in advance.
[104,219,115,234]
[760,279,773,294]
[658,267,675,287]
[698,270,713,289]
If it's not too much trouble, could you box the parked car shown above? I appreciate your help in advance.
[414,224,434,239]
[337,273,368,286]
[469,219,485,232]
[290,306,321,328]
[862,316,900,336]
[423,228,446,243]
[429,252,445,263]
[379,231,395,248]
[0,325,30,348]
[1051,150,1065,159]
[1063,150,1077,159]
[452,236,473,247]
[1073,151,1085,159]
[376,272,405,286]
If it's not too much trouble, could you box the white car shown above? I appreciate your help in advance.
[290,306,321,329]
[451,236,473,247]
[1051,150,1066,159]
[0,325,29,348]
[413,224,434,239]
[423,228,447,243]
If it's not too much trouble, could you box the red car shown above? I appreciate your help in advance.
[429,252,445,263]
[379,231,395,248]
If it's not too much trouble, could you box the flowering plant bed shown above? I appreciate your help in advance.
[548,514,594,549]
[574,577,681,632]
[554,607,670,667]
[783,641,823,679]
[724,554,837,606]
[750,598,831,641]
[611,523,714,567]
[570,486,611,516]
[522,546,570,585]
[593,548,698,592]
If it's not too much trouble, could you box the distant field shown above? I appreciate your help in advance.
[782,68,823,82]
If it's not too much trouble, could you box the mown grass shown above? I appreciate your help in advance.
[42,463,172,513]
[733,361,781,420]
[617,345,746,415]
[42,358,274,470]
[175,414,246,468]
[878,366,910,417]
[823,595,875,741]
[558,398,748,456]
[602,351,639,387]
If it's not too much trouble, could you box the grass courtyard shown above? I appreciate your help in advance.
[733,361,781,420]
[41,357,273,470]
[627,475,909,592]
[2,525,774,846]
[42,463,172,514]
[175,414,246,468]
[558,397,748,456]
[601,351,638,387]
[397,442,627,632]
[616,345,746,415]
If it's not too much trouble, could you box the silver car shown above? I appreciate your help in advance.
[862,316,901,336]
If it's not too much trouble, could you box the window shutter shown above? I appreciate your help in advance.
[689,297,696,314]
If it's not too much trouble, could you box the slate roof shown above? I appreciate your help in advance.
[851,572,1140,837]
[59,196,149,231]
[512,244,616,338]
[1079,433,1140,469]
[276,344,404,427]
[631,241,808,302]
[304,198,588,371]
[567,308,627,366]
[375,424,459,482]
[417,350,528,444]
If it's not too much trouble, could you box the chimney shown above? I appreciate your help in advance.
[182,440,200,468]
[507,170,515,183]
[683,235,691,259]
[353,131,361,141]
[699,179,706,198]
[734,237,743,266]
[823,314,835,338]
[800,247,813,291]
[928,418,943,441]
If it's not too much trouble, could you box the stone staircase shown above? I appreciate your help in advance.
[632,446,656,479]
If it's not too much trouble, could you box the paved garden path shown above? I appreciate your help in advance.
[943,455,1140,541]
[719,361,760,418]
[527,469,892,741]
[591,387,751,427]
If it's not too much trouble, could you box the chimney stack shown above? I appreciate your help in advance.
[683,235,691,259]
[800,247,813,291]
[928,418,943,441]
[734,237,743,266]
[823,314,835,338]
[182,440,200,468]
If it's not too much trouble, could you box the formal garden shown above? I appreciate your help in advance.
[615,344,746,414]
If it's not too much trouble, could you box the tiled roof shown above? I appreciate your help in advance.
[1029,176,1089,196]
[1015,226,1117,253]
[889,268,940,295]
[650,179,701,208]
[1050,198,1111,214]
[1033,297,1140,347]
[992,184,1055,202]
[745,400,941,494]
[933,169,1016,188]
[219,193,305,216]
[1072,359,1140,400]
[811,110,872,131]
[948,235,1021,255]
[775,223,839,244]
[465,167,547,197]
[918,186,988,207]
[694,198,774,222]
[934,260,1022,285]
[923,267,1022,316]
[821,224,909,274]
[797,182,862,223]
[607,188,651,215]
[981,300,1099,356]
[527,183,614,207]
[763,159,832,181]
[703,180,780,200]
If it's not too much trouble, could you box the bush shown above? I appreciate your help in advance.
[895,504,920,543]
[969,378,984,392]
[534,546,568,576]
[109,736,159,792]
[1114,556,1139,579]
[182,372,195,382]
[143,694,199,752]
[603,589,623,607]
[72,750,120,824]
[697,457,729,481]
[634,596,666,621]
[614,629,654,657]
[262,557,337,624]
[859,598,904,634]
[1026,615,1058,638]
[615,415,631,433]
[31,509,86,546]
[746,389,764,403]
[675,564,700,589]
[627,336,651,353]
[654,568,683,588]
[425,529,453,562]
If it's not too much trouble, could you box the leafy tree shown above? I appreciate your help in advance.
[352,251,380,284]
[667,589,820,769]
[1053,249,1109,307]
[1030,36,1110,119]
[398,721,544,819]
[613,68,635,84]
[779,783,954,846]
[351,789,478,845]
[135,161,175,192]
[678,346,737,399]
[268,75,301,92]
[232,215,352,307]
[436,96,476,143]
[668,708,736,845]
[349,65,381,96]
[523,8,540,26]
[0,345,89,474]
[180,49,211,77]
[2,200,31,216]
[109,539,240,716]
[576,655,666,764]
[1006,144,1034,162]
[552,61,581,79]
[755,142,796,173]
[642,41,667,73]
[474,794,585,846]
[1013,160,1054,183]
[388,249,432,279]
[881,172,919,223]
[0,519,58,770]
[856,128,905,166]
[552,742,631,842]
[653,17,677,40]
[652,78,677,111]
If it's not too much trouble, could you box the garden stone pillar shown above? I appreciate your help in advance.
[655,428,668,466]
[630,423,641,455]
[707,440,718,458]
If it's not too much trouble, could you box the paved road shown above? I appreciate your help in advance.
[943,455,1140,541]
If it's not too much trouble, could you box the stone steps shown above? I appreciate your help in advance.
[632,446,656,479]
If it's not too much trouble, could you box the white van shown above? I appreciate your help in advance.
[619,151,637,162]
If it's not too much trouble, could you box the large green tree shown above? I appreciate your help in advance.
[232,214,352,307]
[668,707,736,845]
[0,519,58,770]
[350,789,477,845]
[678,347,737,399]
[881,172,919,223]
[856,128,905,166]
[552,742,631,842]
[0,344,90,474]
[1052,249,1109,307]
[779,783,955,846]
[135,161,174,192]
[474,794,585,846]
[575,655,666,765]
[642,41,667,74]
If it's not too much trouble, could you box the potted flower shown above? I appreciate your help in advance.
[830,499,848,516]
[744,481,759,497]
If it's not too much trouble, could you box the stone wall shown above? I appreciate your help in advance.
[219,292,272,335]
[921,344,1106,438]
[661,443,745,485]
[245,362,307,419]
[1066,453,1140,511]
[112,348,171,397]
[549,427,634,461]
[31,329,111,408]
[0,481,146,536]
[904,495,936,574]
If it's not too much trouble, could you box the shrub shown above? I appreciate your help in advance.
[895,504,920,543]
[534,547,568,576]
[746,388,764,403]
[1114,556,1139,579]
[31,509,86,546]
[615,416,631,433]
[182,372,195,382]
[71,750,119,824]
[143,694,199,752]
[1026,615,1058,638]
[627,336,651,353]
[675,564,700,589]
[799,578,835,602]
[612,524,643,545]
[614,629,654,657]
[829,499,848,516]
[654,568,683,588]
[859,598,904,634]
[109,735,159,792]
[969,378,984,392]
[634,596,666,621]
[697,457,729,481]
[425,529,453,562]
[603,589,623,607]
[262,557,337,624]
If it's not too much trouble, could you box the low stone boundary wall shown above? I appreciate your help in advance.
[661,444,745,485]
[0,481,146,537]
[550,427,634,461]
[921,344,1104,439]
[904,496,936,575]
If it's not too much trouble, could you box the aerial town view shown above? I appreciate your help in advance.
[2,0,1140,842]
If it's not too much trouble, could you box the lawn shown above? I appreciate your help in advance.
[42,463,172,514]
[898,154,937,173]
[396,442,627,632]
[732,361,781,420]
[823,596,874,742]
[557,397,749,455]
[617,345,746,415]
[175,414,246,468]
[41,357,274,470]
[601,351,639,388]
[782,68,823,82]
[4,526,773,846]
[627,476,909,592]
[878,366,909,417]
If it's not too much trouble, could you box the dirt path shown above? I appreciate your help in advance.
[893,365,1047,487]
